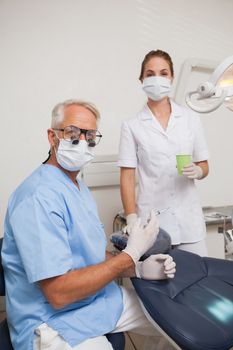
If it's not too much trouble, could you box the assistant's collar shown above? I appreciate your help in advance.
[139,99,183,121]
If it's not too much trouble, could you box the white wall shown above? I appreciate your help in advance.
[1,0,233,235]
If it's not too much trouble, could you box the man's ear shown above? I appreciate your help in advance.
[47,128,57,147]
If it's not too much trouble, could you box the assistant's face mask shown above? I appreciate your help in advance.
[142,76,172,102]
[55,139,94,172]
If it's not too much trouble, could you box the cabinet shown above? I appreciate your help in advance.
[203,205,233,259]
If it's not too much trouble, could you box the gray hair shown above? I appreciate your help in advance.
[51,99,100,128]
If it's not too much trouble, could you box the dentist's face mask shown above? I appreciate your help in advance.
[142,76,171,101]
[55,139,94,172]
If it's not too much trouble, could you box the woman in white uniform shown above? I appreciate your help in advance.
[118,50,209,256]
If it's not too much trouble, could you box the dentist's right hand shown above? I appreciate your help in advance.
[122,210,159,264]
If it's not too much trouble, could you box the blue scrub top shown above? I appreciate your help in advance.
[2,165,123,350]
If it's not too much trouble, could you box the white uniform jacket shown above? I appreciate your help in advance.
[118,101,209,244]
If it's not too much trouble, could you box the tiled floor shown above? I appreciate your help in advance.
[125,333,137,350]
[126,333,149,350]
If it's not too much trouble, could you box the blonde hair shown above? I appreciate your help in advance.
[51,99,100,128]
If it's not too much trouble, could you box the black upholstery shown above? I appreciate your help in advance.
[131,249,233,350]
[106,332,126,349]
[0,318,14,350]
[0,238,125,350]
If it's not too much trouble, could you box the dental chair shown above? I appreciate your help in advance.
[132,249,233,350]
[0,238,125,350]
[111,230,233,350]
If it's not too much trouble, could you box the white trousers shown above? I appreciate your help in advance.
[34,287,174,350]
[173,238,208,257]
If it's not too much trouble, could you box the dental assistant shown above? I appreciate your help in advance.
[2,99,176,350]
[118,50,209,256]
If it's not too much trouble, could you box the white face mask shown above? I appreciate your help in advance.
[55,139,94,172]
[142,76,171,101]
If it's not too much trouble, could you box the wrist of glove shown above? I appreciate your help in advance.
[182,163,203,179]
[123,210,159,264]
[135,254,176,280]
[122,213,138,234]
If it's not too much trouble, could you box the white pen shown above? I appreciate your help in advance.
[153,207,170,215]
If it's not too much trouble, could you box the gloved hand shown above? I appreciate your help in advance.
[123,210,159,264]
[135,254,176,280]
[182,163,203,179]
[123,213,138,234]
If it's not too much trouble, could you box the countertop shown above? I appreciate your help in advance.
[203,205,233,226]
[114,206,233,228]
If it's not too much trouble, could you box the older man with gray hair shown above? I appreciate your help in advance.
[2,99,175,350]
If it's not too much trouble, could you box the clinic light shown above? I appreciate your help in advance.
[207,297,233,324]
[186,56,233,113]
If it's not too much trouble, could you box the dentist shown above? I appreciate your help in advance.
[2,99,175,350]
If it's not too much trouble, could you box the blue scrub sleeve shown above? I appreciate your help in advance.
[10,189,73,283]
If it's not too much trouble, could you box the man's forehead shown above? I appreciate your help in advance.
[62,105,97,127]
[64,104,90,115]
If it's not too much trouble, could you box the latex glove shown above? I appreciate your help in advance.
[136,254,176,280]
[123,213,138,234]
[182,163,203,179]
[123,210,159,264]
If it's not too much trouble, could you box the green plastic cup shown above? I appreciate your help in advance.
[176,154,192,175]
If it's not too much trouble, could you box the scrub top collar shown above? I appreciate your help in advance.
[42,163,81,191]
[140,99,183,121]
[139,100,183,134]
